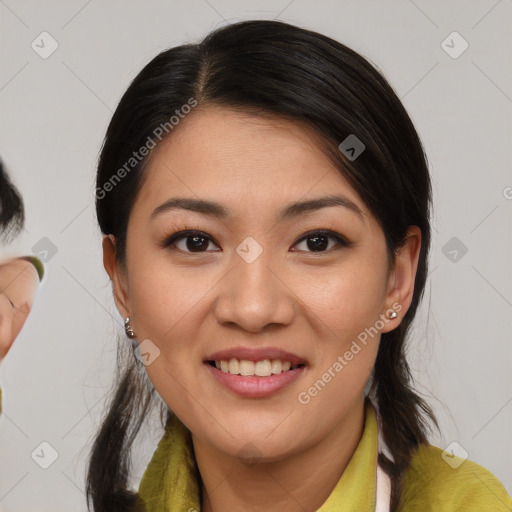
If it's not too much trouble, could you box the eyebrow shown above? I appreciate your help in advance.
[150,194,365,222]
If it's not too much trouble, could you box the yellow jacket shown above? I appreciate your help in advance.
[134,400,512,511]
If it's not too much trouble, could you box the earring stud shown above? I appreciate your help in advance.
[124,317,136,339]
[388,311,398,319]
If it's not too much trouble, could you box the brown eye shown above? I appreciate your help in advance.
[163,231,220,253]
[292,230,350,253]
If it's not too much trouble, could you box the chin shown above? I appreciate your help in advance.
[209,425,303,461]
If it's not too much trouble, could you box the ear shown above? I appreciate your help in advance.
[381,226,422,333]
[102,235,130,320]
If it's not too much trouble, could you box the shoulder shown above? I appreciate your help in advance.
[398,443,512,511]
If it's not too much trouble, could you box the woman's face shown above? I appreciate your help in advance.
[105,106,418,461]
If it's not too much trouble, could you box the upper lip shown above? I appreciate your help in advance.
[206,347,307,365]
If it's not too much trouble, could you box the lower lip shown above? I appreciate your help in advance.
[204,362,306,398]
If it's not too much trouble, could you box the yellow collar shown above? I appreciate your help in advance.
[135,400,379,511]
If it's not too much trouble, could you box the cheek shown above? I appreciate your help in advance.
[292,254,387,403]
[126,253,222,372]
[293,268,384,420]
[129,266,207,337]
[297,259,388,340]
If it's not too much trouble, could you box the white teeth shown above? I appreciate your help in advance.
[271,360,282,374]
[213,358,301,376]
[228,358,239,374]
[239,360,255,376]
[255,360,272,377]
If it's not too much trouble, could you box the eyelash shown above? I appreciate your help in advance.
[160,226,352,254]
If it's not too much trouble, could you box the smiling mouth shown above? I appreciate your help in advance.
[206,358,306,377]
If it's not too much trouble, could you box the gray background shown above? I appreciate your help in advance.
[0,0,511,510]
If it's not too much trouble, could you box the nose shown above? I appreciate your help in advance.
[213,249,295,333]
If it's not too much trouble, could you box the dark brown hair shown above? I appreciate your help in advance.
[87,19,438,511]
[0,157,25,242]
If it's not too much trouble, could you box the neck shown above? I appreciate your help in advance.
[192,399,366,512]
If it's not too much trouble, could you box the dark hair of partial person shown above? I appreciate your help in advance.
[0,157,25,242]
[86,19,439,512]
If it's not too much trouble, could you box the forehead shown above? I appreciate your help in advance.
[133,106,367,219]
